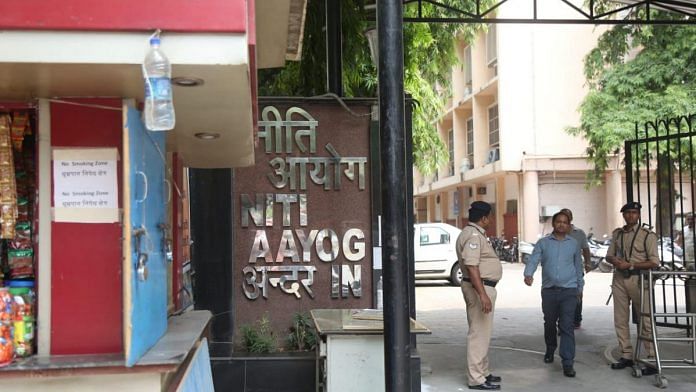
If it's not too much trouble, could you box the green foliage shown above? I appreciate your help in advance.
[258,0,493,175]
[568,15,696,185]
[241,313,277,353]
[286,312,317,351]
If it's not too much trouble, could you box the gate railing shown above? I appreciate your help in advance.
[625,114,695,330]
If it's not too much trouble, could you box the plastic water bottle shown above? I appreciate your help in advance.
[143,37,175,131]
[377,276,384,310]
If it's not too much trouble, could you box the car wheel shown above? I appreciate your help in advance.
[450,263,463,286]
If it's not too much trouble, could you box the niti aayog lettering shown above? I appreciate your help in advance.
[241,106,368,301]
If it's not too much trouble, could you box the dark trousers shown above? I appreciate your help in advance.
[542,287,578,367]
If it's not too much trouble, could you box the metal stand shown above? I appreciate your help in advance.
[633,270,696,389]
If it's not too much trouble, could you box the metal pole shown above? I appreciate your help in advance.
[625,139,633,202]
[325,0,343,96]
[378,1,411,391]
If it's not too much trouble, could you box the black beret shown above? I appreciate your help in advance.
[469,201,492,215]
[620,202,642,212]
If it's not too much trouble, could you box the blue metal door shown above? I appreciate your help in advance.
[123,100,168,366]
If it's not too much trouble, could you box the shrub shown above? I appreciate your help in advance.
[286,312,317,351]
[241,313,277,353]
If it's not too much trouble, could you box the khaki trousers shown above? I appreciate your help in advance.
[461,283,497,386]
[612,273,655,359]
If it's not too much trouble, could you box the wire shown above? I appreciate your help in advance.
[46,99,121,111]
[309,93,376,117]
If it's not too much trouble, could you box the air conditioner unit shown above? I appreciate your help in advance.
[485,148,500,164]
[541,205,561,217]
[459,158,471,174]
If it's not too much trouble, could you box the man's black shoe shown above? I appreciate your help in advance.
[610,358,634,369]
[563,366,576,377]
[469,382,501,390]
[544,353,554,363]
[641,367,658,376]
[485,374,502,383]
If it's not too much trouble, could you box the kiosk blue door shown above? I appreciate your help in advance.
[123,101,168,366]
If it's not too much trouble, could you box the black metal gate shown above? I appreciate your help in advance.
[625,114,695,329]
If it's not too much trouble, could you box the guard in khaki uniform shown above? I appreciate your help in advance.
[456,201,503,391]
[606,202,660,375]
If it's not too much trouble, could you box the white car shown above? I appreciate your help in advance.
[414,223,462,286]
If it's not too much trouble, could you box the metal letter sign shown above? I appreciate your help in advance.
[237,103,372,305]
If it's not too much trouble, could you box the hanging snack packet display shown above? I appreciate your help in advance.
[8,249,33,279]
[10,223,31,250]
[10,112,28,152]
[0,116,17,239]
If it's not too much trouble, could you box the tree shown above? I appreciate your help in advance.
[259,0,491,176]
[568,14,696,235]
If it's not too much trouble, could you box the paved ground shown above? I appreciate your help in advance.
[416,263,696,391]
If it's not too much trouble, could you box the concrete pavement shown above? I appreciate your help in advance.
[416,263,696,391]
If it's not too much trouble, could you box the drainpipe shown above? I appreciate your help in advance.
[326,0,343,96]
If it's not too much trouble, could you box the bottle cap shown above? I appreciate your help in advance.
[150,37,161,46]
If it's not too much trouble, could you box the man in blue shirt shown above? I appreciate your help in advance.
[523,211,584,377]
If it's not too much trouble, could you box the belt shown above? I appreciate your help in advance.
[461,277,498,287]
[616,269,643,276]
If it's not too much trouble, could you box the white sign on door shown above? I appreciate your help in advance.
[52,148,119,223]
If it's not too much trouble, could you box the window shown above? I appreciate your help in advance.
[488,104,499,147]
[420,227,450,246]
[486,24,497,67]
[447,128,454,176]
[466,117,474,168]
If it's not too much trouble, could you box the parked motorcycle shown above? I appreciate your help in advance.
[657,237,684,270]
[588,233,612,272]
[587,232,685,272]
[491,236,519,263]
[518,239,535,264]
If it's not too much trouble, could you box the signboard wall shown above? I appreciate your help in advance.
[234,100,373,339]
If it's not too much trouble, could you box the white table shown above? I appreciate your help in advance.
[310,309,430,392]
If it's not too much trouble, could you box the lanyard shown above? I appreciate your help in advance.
[467,223,491,246]
[468,223,486,236]
[619,226,640,261]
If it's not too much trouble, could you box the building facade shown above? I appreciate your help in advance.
[413,3,624,243]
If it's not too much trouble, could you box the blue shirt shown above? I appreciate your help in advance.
[524,234,584,291]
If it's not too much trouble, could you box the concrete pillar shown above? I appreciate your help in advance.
[427,195,435,222]
[605,170,623,232]
[496,176,506,237]
[441,191,450,223]
[522,171,539,242]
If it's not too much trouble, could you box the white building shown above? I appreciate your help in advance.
[414,2,627,242]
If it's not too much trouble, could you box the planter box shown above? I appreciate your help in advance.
[211,350,316,392]
[209,344,421,392]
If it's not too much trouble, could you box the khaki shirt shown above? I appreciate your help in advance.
[456,223,503,281]
[607,224,659,265]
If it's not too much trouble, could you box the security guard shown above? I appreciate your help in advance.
[606,202,659,375]
[456,201,503,390]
